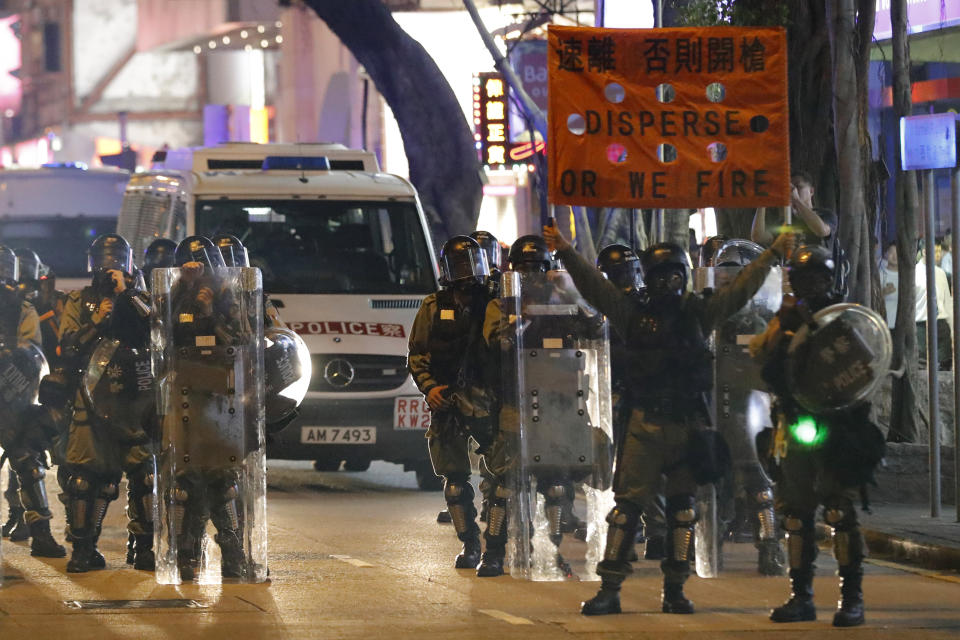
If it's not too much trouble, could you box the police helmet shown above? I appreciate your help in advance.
[469,230,502,272]
[214,234,250,268]
[713,239,766,267]
[174,235,226,269]
[788,244,835,295]
[641,242,690,294]
[699,235,729,267]
[0,245,19,285]
[143,238,177,273]
[597,243,642,291]
[508,235,552,273]
[439,235,489,286]
[14,249,41,283]
[88,234,134,275]
[788,244,835,275]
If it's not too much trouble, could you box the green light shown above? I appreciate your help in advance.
[789,415,825,447]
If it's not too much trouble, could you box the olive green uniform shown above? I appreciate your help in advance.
[59,286,154,551]
[408,289,495,557]
[557,244,779,595]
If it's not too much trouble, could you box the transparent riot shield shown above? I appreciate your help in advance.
[501,269,614,581]
[787,303,892,413]
[692,257,783,578]
[152,265,265,584]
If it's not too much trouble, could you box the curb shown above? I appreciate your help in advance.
[862,528,960,573]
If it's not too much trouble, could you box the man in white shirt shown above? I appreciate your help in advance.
[879,243,898,330]
[916,248,953,370]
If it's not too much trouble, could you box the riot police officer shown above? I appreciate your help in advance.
[476,235,600,578]
[750,245,883,627]
[596,244,666,560]
[159,235,263,581]
[0,246,66,557]
[469,230,503,293]
[543,223,793,615]
[408,236,495,569]
[59,234,156,572]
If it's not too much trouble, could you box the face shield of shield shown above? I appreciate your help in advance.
[263,327,312,428]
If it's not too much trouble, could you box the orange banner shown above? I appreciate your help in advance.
[548,25,789,209]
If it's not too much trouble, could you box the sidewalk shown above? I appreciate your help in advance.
[858,502,960,572]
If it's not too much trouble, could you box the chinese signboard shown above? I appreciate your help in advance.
[900,112,958,171]
[548,25,790,209]
[475,71,546,167]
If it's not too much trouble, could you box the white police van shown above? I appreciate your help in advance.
[116,143,441,488]
[0,164,130,290]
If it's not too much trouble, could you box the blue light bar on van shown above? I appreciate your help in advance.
[42,162,88,170]
[261,156,330,171]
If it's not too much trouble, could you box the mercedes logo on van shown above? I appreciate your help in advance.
[324,358,355,388]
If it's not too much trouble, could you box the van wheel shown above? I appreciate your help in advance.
[415,464,443,491]
[343,459,371,472]
[313,459,342,472]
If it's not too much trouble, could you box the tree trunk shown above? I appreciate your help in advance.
[889,0,920,442]
[825,0,872,304]
[303,0,482,244]
[715,207,755,240]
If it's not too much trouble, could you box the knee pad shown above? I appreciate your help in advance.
[753,487,774,508]
[665,495,698,528]
[823,498,857,531]
[66,473,97,500]
[606,502,641,530]
[542,482,569,505]
[443,479,475,505]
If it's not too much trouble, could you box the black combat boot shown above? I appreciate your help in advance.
[757,539,786,576]
[581,578,623,615]
[476,547,504,577]
[132,534,155,571]
[178,548,197,582]
[217,530,248,579]
[66,539,101,573]
[29,519,66,558]
[456,532,482,569]
[661,568,695,614]
[770,569,817,622]
[833,567,865,627]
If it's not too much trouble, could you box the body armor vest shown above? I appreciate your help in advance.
[623,293,713,400]
[428,289,488,389]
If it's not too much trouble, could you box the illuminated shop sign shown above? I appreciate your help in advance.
[474,71,546,167]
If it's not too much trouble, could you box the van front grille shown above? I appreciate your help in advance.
[309,354,409,392]
[370,299,423,310]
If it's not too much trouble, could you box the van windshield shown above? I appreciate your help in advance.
[0,216,118,278]
[195,199,436,295]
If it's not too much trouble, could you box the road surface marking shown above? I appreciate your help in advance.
[478,609,535,625]
[865,558,960,584]
[330,555,374,568]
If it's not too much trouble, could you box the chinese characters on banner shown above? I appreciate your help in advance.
[548,25,790,209]
[475,71,546,166]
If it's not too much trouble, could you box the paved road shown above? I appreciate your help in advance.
[1,461,958,639]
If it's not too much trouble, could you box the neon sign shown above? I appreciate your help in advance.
[474,71,546,167]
